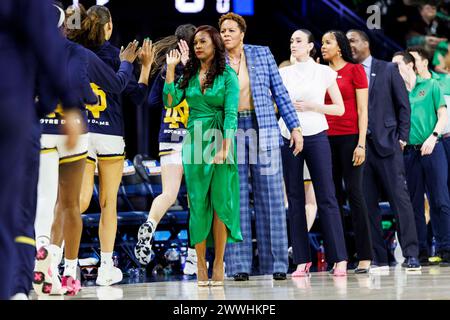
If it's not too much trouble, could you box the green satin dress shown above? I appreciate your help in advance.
[163,65,242,247]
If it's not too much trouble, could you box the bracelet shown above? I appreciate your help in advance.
[357,145,365,150]
[292,127,302,134]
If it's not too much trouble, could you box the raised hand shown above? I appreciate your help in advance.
[166,49,181,69]
[178,39,190,66]
[139,38,155,68]
[120,40,140,63]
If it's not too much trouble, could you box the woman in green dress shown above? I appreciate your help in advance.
[163,25,242,286]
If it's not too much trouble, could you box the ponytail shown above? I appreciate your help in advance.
[298,29,317,58]
[66,4,111,49]
[84,10,108,47]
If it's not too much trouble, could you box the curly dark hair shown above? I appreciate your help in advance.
[179,25,226,91]
[324,30,356,64]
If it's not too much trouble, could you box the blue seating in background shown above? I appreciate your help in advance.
[80,155,190,279]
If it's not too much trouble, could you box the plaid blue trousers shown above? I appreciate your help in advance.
[225,114,289,276]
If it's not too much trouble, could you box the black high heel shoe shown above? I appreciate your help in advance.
[354,267,370,274]
[273,272,287,280]
[354,261,371,274]
[233,272,249,281]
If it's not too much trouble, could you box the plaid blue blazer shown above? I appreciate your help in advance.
[243,44,300,150]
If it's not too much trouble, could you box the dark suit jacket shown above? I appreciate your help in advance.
[368,58,411,157]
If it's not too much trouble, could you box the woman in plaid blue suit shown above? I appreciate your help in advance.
[219,13,304,281]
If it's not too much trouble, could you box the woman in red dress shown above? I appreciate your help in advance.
[321,30,372,273]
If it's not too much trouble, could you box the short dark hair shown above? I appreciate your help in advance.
[347,29,370,45]
[419,1,438,10]
[406,46,431,62]
[393,51,416,67]
[175,24,197,42]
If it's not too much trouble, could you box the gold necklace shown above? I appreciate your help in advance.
[230,58,241,65]
[230,57,241,76]
[200,70,210,82]
[229,49,242,65]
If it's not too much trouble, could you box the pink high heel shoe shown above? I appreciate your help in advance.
[292,262,312,277]
[330,268,347,277]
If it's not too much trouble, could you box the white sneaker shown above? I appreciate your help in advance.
[32,246,66,295]
[35,236,50,251]
[369,265,390,275]
[134,221,155,265]
[182,249,213,275]
[183,248,198,275]
[96,266,123,286]
[96,286,124,300]
[11,293,28,300]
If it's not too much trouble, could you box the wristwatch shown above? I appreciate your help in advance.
[432,131,439,138]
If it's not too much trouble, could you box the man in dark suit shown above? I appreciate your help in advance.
[346,30,421,271]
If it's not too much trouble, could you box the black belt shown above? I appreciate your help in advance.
[405,139,442,151]
[404,144,423,151]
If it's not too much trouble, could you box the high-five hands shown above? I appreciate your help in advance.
[178,40,190,66]
[166,49,182,68]
[120,40,140,63]
[138,38,155,68]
